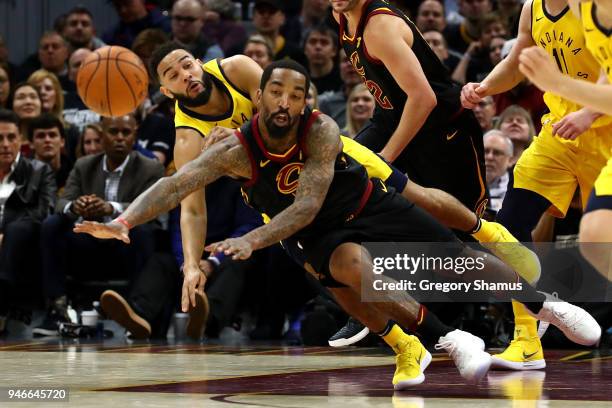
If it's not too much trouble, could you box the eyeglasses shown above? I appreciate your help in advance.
[106,128,135,136]
[172,15,198,23]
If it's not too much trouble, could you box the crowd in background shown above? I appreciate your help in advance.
[0,0,603,346]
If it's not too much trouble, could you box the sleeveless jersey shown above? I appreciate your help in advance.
[174,59,256,136]
[581,1,612,82]
[531,0,605,122]
[338,0,461,132]
[236,107,371,238]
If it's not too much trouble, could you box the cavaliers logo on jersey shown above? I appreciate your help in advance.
[276,162,304,195]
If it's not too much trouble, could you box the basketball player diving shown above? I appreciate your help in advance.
[74,61,600,389]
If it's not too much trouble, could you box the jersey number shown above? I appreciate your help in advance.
[552,48,569,75]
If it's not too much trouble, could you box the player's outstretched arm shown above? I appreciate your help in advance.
[461,1,535,107]
[74,137,246,240]
[207,116,341,258]
[520,48,612,115]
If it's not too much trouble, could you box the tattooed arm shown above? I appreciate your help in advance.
[206,115,342,258]
[73,135,252,241]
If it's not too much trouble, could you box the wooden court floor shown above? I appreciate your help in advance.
[0,340,611,407]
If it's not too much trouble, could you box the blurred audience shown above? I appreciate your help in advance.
[0,109,56,335]
[103,0,171,49]
[28,114,73,192]
[9,83,42,155]
[484,129,513,213]
[61,6,106,52]
[243,35,274,69]
[473,95,497,132]
[416,0,447,33]
[318,50,361,129]
[201,0,247,56]
[342,83,375,139]
[445,0,493,54]
[496,104,535,165]
[35,113,163,336]
[171,0,224,63]
[18,31,70,88]
[307,82,319,110]
[0,63,10,109]
[76,124,104,158]
[422,30,460,73]
[303,25,340,94]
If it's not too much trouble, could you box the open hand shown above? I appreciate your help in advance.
[205,237,253,260]
[181,263,207,312]
[73,220,130,243]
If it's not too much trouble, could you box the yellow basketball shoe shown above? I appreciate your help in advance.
[382,324,432,389]
[472,219,541,285]
[491,323,546,370]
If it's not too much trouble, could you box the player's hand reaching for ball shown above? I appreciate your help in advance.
[519,46,563,93]
[181,263,207,312]
[73,219,130,243]
[461,82,489,109]
[202,126,235,150]
[205,237,254,260]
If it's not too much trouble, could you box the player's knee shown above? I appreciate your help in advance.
[329,242,366,287]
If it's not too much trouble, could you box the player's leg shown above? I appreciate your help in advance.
[494,124,581,370]
[579,157,612,281]
[327,241,492,383]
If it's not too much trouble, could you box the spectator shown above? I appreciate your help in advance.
[103,0,171,49]
[171,0,224,63]
[0,109,56,335]
[61,6,106,52]
[318,49,360,129]
[76,123,104,158]
[243,35,274,69]
[299,0,330,40]
[307,82,319,110]
[342,83,376,139]
[452,13,507,84]
[27,70,64,120]
[248,0,307,67]
[416,0,447,32]
[303,25,341,94]
[18,31,70,89]
[63,48,101,134]
[101,177,264,339]
[484,129,513,213]
[201,0,247,56]
[496,104,535,165]
[35,113,163,336]
[9,83,42,154]
[445,0,493,54]
[27,70,81,162]
[488,36,505,67]
[132,29,169,74]
[497,0,522,37]
[28,114,73,192]
[473,95,497,132]
[422,30,460,73]
[0,63,10,109]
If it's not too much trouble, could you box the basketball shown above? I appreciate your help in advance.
[76,46,149,117]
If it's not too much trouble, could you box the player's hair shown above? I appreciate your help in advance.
[27,113,65,142]
[260,60,311,98]
[149,41,190,83]
[0,108,20,126]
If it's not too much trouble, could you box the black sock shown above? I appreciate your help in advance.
[375,320,395,337]
[410,305,454,344]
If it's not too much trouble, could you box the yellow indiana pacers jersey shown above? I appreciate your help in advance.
[581,1,612,82]
[174,59,256,136]
[531,0,605,122]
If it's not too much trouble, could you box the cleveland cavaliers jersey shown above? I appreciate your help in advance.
[531,0,608,124]
[581,1,612,82]
[236,107,370,238]
[174,59,256,136]
[338,0,461,132]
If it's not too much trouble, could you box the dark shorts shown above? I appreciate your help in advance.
[355,109,488,216]
[289,179,461,287]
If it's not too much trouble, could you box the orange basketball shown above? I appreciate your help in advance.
[77,46,149,117]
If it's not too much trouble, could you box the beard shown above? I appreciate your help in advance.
[173,69,214,107]
[264,110,297,139]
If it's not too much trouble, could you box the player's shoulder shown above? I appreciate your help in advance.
[219,55,258,76]
[306,112,342,152]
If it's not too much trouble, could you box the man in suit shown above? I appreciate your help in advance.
[34,113,164,336]
[0,109,56,334]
